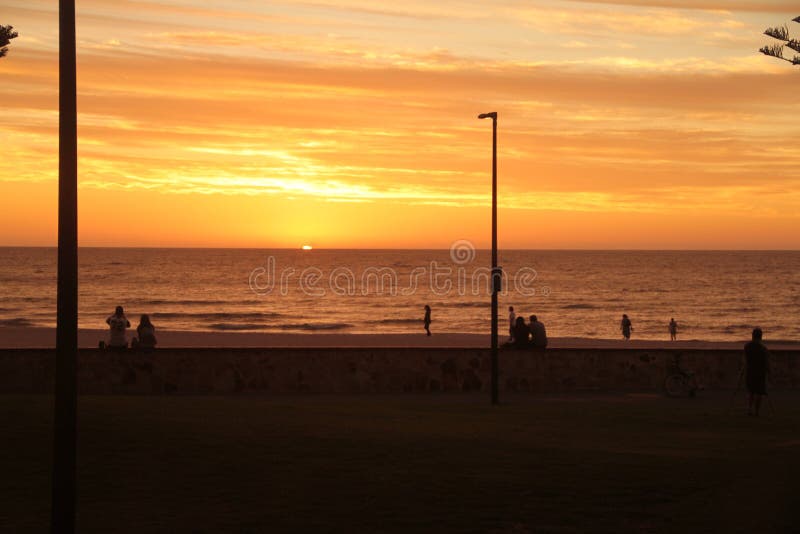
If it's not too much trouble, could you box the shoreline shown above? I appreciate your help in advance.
[1,327,798,350]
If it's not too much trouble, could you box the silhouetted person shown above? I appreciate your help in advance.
[529,315,548,349]
[744,328,769,416]
[105,305,130,350]
[512,316,530,349]
[669,318,678,341]
[423,305,431,336]
[508,306,516,342]
[132,314,157,351]
[620,314,633,340]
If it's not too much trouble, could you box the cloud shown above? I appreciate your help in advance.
[559,0,798,13]
[509,5,712,37]
[3,0,800,247]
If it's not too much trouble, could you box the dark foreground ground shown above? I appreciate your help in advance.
[1,392,799,533]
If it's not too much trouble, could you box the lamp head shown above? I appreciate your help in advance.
[478,112,497,120]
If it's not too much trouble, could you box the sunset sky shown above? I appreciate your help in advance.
[1,0,798,249]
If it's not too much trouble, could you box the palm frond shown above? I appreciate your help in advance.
[761,17,800,65]
[0,24,19,48]
[765,25,790,41]
[759,44,785,59]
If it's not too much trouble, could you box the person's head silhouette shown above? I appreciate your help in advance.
[530,315,537,323]
[115,306,124,316]
[752,327,763,341]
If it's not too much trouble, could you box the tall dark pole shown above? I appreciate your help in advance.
[478,111,499,405]
[52,0,78,532]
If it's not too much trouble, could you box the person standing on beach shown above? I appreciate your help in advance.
[620,314,633,340]
[669,318,678,341]
[508,306,516,342]
[529,315,548,349]
[105,305,130,349]
[423,305,431,336]
[744,328,769,416]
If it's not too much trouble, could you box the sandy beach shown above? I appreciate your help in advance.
[1,326,797,351]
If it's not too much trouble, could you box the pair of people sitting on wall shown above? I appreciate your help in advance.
[101,306,157,351]
[508,315,548,350]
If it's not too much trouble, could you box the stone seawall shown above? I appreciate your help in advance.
[1,348,798,395]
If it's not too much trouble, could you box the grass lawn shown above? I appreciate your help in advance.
[1,392,799,533]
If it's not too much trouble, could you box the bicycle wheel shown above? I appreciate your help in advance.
[664,374,688,397]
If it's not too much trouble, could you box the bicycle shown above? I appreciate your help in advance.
[664,353,700,398]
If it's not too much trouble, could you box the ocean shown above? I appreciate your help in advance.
[0,247,798,341]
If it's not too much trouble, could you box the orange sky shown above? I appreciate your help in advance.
[1,0,798,249]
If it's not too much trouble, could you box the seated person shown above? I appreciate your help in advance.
[511,316,531,349]
[529,315,548,349]
[132,314,157,351]
[105,306,130,350]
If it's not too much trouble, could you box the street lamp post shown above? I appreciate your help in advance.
[53,0,78,532]
[478,111,499,405]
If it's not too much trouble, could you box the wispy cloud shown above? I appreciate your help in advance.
[2,0,799,247]
[562,0,797,13]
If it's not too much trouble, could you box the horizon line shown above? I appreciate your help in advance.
[1,245,799,252]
